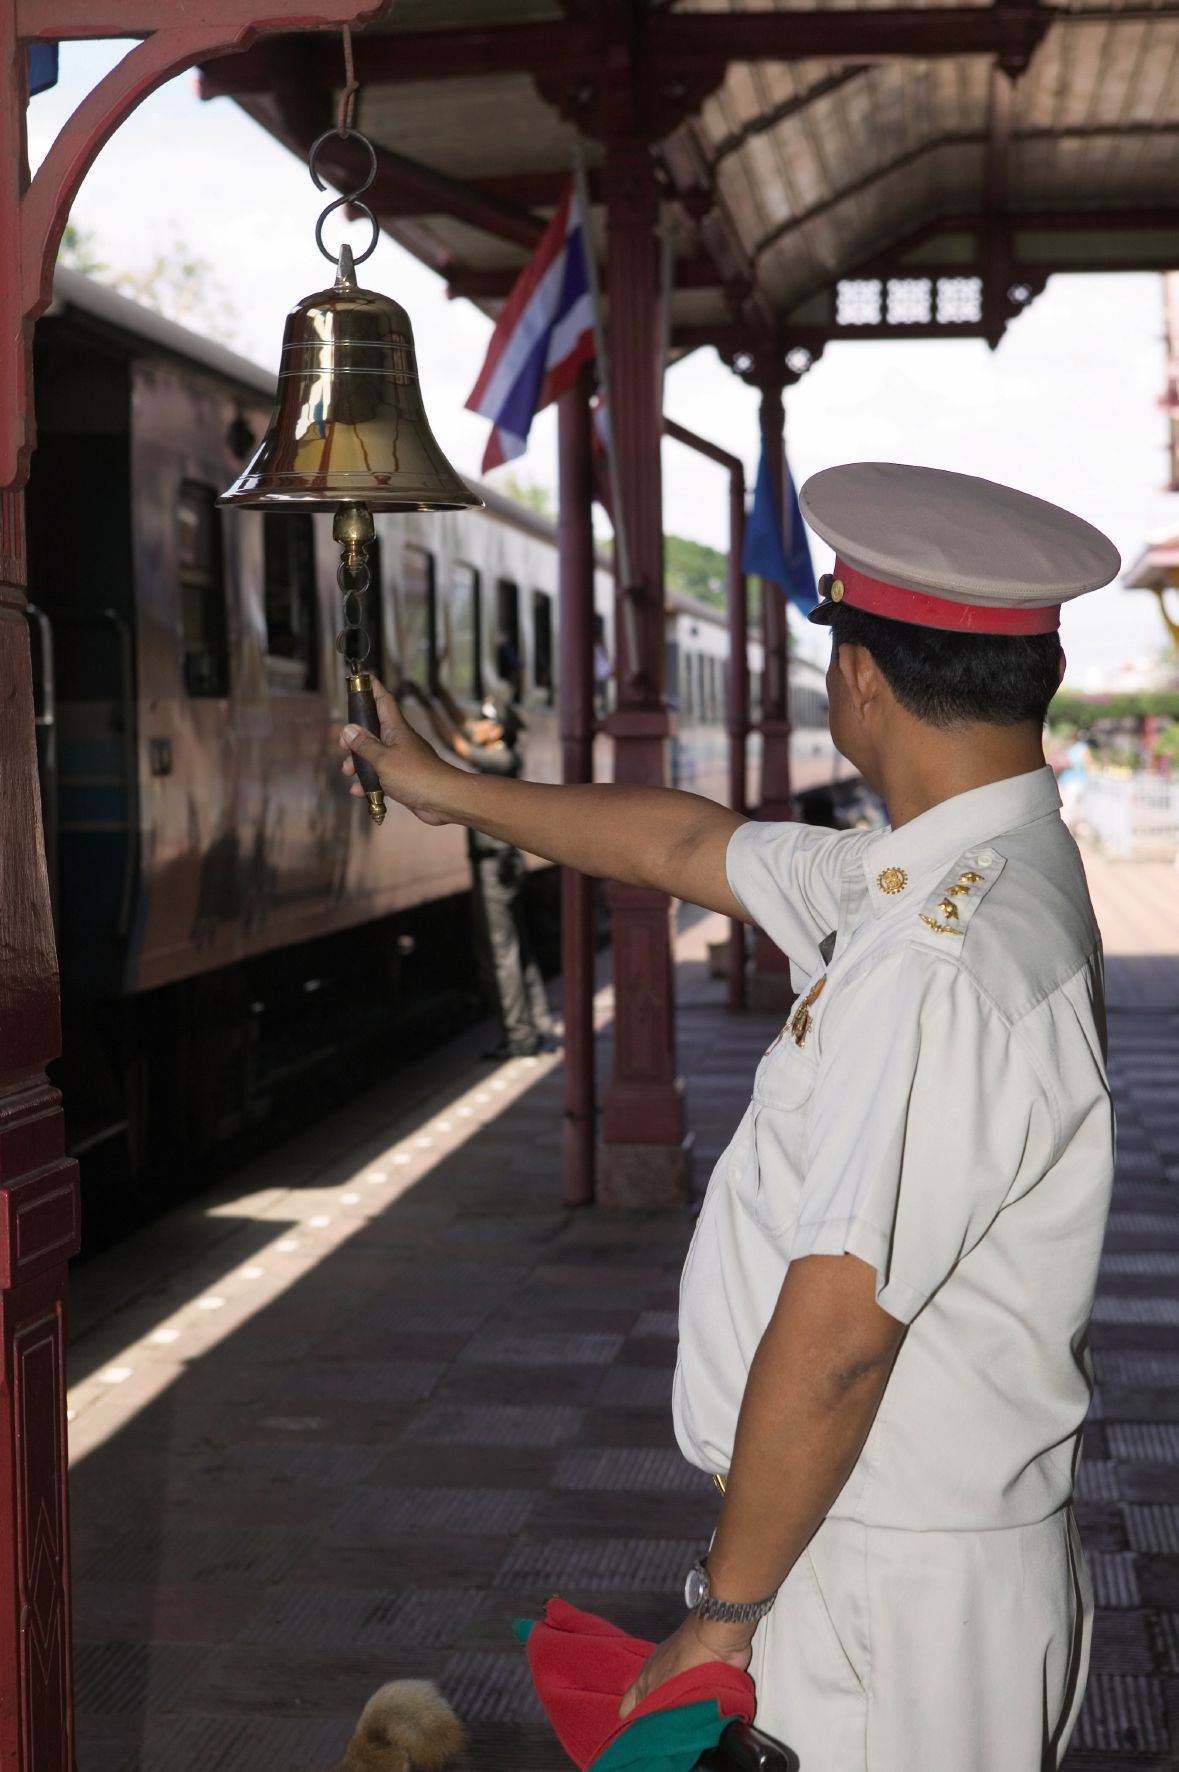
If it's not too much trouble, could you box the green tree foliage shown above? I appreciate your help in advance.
[1052,691,1179,724]
[58,223,107,276]
[500,474,555,517]
[56,223,239,344]
[664,533,727,607]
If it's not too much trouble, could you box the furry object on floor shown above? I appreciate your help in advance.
[332,1681,466,1772]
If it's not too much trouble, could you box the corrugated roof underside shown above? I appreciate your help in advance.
[327,0,1179,323]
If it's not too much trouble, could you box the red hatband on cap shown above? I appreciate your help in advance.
[830,560,1061,635]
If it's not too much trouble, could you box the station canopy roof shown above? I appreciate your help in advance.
[202,0,1179,376]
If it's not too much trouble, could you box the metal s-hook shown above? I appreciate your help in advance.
[308,126,380,266]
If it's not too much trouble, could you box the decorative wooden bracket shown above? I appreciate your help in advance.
[3,0,385,489]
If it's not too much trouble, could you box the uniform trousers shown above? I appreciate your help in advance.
[472,848,552,1049]
[749,1508,1091,1772]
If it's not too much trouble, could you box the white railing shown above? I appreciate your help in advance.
[1082,770,1179,856]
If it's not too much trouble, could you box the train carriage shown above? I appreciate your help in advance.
[26,268,846,1195]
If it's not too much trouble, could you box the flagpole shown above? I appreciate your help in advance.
[572,142,639,677]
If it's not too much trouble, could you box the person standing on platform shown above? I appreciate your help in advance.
[344,465,1120,1772]
[409,682,555,1061]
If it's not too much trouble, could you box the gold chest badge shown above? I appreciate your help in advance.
[788,975,827,1048]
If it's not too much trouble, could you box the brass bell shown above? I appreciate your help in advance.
[221,246,482,514]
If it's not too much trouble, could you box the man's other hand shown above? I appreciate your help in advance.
[618,1615,754,1721]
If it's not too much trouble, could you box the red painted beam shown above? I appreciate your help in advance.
[197,5,1053,90]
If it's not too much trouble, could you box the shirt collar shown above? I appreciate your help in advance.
[862,766,1061,916]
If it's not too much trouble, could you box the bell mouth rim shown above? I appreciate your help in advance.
[217,486,484,513]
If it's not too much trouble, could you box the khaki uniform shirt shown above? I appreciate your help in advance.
[673,767,1114,1532]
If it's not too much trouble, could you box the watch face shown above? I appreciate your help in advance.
[684,1564,708,1610]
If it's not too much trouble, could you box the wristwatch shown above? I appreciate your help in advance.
[684,1559,777,1626]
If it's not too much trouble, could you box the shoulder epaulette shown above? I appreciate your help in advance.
[916,848,1006,944]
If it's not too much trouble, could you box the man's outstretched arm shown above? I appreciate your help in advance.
[340,677,750,919]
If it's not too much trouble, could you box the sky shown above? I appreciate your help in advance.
[27,38,1179,682]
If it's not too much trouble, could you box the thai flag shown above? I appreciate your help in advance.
[466,179,596,472]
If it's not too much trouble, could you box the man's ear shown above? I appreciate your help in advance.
[1058,648,1068,686]
[837,641,882,723]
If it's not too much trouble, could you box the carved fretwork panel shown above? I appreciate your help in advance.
[8,1299,73,1772]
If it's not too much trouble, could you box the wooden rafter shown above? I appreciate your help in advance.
[199,5,1057,93]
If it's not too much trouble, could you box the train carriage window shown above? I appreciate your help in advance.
[263,512,319,691]
[401,545,436,684]
[177,482,228,697]
[494,579,523,700]
[665,640,680,709]
[532,590,554,702]
[448,562,481,699]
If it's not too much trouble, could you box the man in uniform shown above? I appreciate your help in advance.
[341,464,1119,1770]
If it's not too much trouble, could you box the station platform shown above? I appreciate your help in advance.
[66,856,1179,1772]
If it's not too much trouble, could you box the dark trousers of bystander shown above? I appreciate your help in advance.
[472,848,554,1052]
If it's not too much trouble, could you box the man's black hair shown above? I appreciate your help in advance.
[827,602,1062,729]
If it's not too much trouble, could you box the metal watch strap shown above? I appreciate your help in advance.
[695,1591,777,1626]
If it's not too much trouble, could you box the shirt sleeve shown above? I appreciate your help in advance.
[792,948,1056,1324]
[725,819,868,976]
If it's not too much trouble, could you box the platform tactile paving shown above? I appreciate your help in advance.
[1105,1214,1179,1236]
[457,1332,625,1367]
[1108,1423,1179,1463]
[439,1650,546,1725]
[553,1447,715,1494]
[1150,1614,1179,1672]
[494,1536,700,1593]
[1096,1353,1179,1388]
[1076,1461,1121,1504]
[342,1486,537,1536]
[126,1713,353,1772]
[1072,1675,1170,1757]
[1091,1296,1179,1326]
[1087,1552,1142,1609]
[594,1366,675,1409]
[1123,1505,1179,1554]
[1099,1251,1179,1277]
[402,1403,583,1447]
[240,1585,485,1650]
[74,1642,213,1716]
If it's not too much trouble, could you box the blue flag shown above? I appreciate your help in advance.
[28,44,59,97]
[742,444,817,615]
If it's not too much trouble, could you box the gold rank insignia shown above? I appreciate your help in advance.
[789,975,827,1046]
[876,866,908,895]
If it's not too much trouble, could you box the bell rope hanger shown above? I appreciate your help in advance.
[220,24,482,823]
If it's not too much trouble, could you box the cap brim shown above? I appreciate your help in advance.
[807,600,837,626]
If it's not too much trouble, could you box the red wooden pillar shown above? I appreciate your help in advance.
[0,489,80,1772]
[597,137,689,1208]
[2,8,380,1766]
[557,370,597,1206]
[749,376,794,1011]
[726,463,749,1013]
